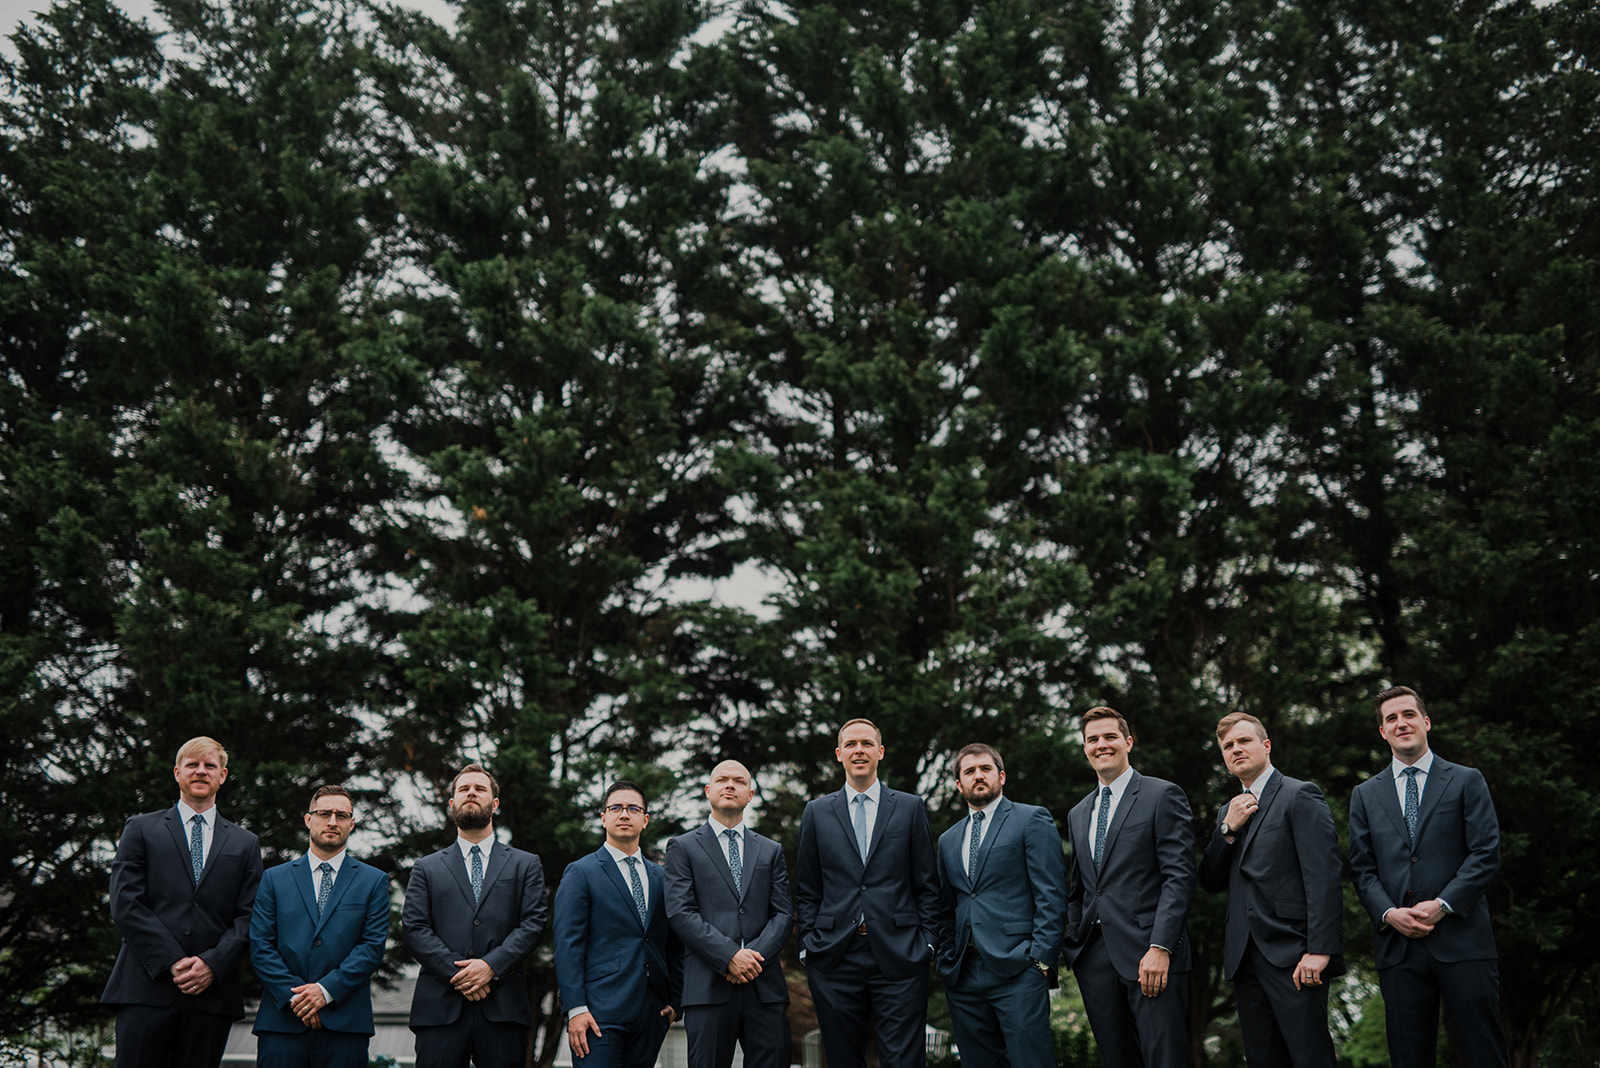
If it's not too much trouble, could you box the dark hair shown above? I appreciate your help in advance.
[1373,685,1425,724]
[451,763,500,799]
[950,743,1005,779]
[1081,705,1134,742]
[308,784,353,809]
[603,780,649,813]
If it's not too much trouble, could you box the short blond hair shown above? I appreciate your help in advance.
[175,736,228,769]
[836,718,883,746]
[1215,712,1268,743]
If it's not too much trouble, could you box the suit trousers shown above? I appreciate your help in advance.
[1379,939,1508,1068]
[1073,926,1188,1068]
[1234,941,1335,1068]
[573,995,671,1068]
[807,936,929,1068]
[944,954,1053,1068]
[256,1028,369,1068]
[412,1001,528,1068]
[684,982,790,1068]
[114,1000,232,1068]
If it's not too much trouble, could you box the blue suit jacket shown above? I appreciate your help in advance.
[1348,754,1500,968]
[100,806,263,1019]
[402,841,548,1027]
[250,855,390,1035]
[1062,770,1195,981]
[553,846,684,1023]
[935,797,1068,986]
[795,784,939,978]
[663,824,792,1007]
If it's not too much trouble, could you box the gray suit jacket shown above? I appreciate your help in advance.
[664,823,792,1007]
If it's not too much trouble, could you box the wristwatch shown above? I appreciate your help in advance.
[1220,821,1234,836]
[1033,959,1050,976]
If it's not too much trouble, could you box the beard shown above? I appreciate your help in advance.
[452,803,493,831]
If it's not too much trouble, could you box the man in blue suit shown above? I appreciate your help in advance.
[250,785,391,1068]
[796,718,940,1068]
[1349,686,1508,1068]
[554,780,683,1068]
[101,736,263,1068]
[403,764,549,1068]
[1062,707,1195,1068]
[935,744,1067,1068]
[665,759,793,1068]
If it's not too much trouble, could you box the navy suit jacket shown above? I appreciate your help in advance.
[100,807,263,1019]
[664,824,793,1007]
[1062,770,1195,980]
[250,855,390,1035]
[402,841,548,1027]
[553,847,684,1023]
[1198,771,1344,980]
[795,784,939,978]
[1349,754,1500,969]
[935,797,1068,987]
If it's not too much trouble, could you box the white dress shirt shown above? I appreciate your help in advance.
[964,796,1002,877]
[1390,749,1436,809]
[1093,764,1136,831]
[176,801,216,867]
[709,818,746,871]
[456,835,494,883]
[847,779,882,855]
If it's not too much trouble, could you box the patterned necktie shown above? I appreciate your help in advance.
[853,793,871,862]
[469,844,484,905]
[1092,786,1113,870]
[625,856,648,926]
[1402,767,1420,840]
[725,829,743,897]
[316,861,334,916]
[189,814,205,885]
[968,810,985,878]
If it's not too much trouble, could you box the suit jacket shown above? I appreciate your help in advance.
[553,846,684,1023]
[664,824,793,1007]
[1062,770,1195,980]
[795,783,939,978]
[1198,771,1344,980]
[935,797,1068,987]
[402,841,548,1027]
[250,855,390,1035]
[100,807,264,1019]
[1348,754,1500,969]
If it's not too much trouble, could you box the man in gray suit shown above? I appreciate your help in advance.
[935,743,1067,1068]
[403,763,548,1068]
[1198,713,1342,1068]
[1062,706,1194,1068]
[100,736,263,1068]
[664,760,793,1068]
[1349,686,1508,1068]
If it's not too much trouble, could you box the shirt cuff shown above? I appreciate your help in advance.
[568,1004,590,1020]
[1437,898,1454,915]
[315,983,331,1005]
[1149,944,1171,953]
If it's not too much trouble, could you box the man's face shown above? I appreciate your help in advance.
[1378,695,1431,761]
[449,772,498,831]
[836,723,884,784]
[602,789,649,849]
[1219,722,1271,785]
[305,799,356,854]
[1082,718,1133,783]
[706,761,754,819]
[174,749,227,807]
[955,752,1005,806]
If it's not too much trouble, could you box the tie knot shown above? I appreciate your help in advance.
[192,814,205,827]
[1402,767,1419,779]
[973,810,984,825]
[855,793,867,805]
[725,829,738,841]
[319,861,332,873]
[470,844,482,857]
[626,855,638,868]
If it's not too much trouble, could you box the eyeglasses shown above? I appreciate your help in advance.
[307,810,356,822]
[603,804,647,816]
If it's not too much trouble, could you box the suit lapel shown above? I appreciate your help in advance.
[197,817,235,890]
[694,825,741,899]
[1414,759,1454,840]
[475,842,511,914]
[829,789,866,873]
[646,860,665,928]
[969,798,1011,884]
[290,856,318,924]
[596,847,646,930]
[867,788,896,860]
[314,858,363,933]
[442,845,477,908]
[1100,771,1142,863]
[1238,773,1282,858]
[945,818,972,891]
[1373,771,1410,840]
[164,808,193,884]
[1071,793,1098,892]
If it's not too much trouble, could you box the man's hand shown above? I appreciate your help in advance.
[1137,946,1171,998]
[1385,906,1434,939]
[289,983,328,1022]
[305,1011,323,1030]
[660,1004,679,1023]
[451,958,495,998]
[1222,793,1259,837]
[170,957,216,996]
[725,948,765,983]
[567,1011,602,1057]
[1293,953,1331,990]
[1412,899,1448,927]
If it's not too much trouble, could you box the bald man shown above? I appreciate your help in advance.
[664,761,793,1068]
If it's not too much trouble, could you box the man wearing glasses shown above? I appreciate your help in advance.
[249,785,391,1068]
[553,781,683,1068]
[403,764,549,1068]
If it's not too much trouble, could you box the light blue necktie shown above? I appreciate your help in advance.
[968,810,985,878]
[725,829,743,897]
[853,793,871,862]
[469,845,484,905]
[1402,767,1420,840]
[625,856,648,926]
[1092,787,1112,870]
[316,862,334,916]
[188,814,205,885]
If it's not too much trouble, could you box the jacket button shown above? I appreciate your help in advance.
[314,938,322,946]
[738,907,745,915]
[1411,856,1419,863]
[474,919,482,925]
[860,885,867,892]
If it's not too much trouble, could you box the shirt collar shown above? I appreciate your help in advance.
[847,780,882,804]
[456,836,493,863]
[708,818,746,837]
[604,841,643,863]
[967,795,1003,819]
[176,800,213,827]
[307,849,347,872]
[1100,764,1136,800]
[1391,749,1436,779]
[1246,764,1276,797]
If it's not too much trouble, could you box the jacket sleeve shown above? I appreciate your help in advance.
[1289,782,1344,957]
[1148,782,1196,953]
[249,869,303,1008]
[751,838,794,963]
[403,857,465,984]
[1438,767,1501,916]
[1197,806,1233,894]
[482,854,548,981]
[1347,784,1395,927]
[319,868,392,1004]
[1024,806,1069,965]
[197,826,262,979]
[551,861,592,1013]
[910,798,941,950]
[664,837,741,973]
[795,805,820,944]
[108,816,186,978]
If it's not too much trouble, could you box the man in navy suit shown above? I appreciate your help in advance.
[250,784,391,1068]
[100,736,264,1068]
[935,744,1067,1068]
[664,760,793,1068]
[1062,707,1194,1068]
[1198,713,1342,1068]
[554,780,683,1068]
[796,718,940,1068]
[1349,686,1508,1068]
[403,763,549,1068]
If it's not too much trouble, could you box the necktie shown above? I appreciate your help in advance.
[853,793,871,862]
[469,844,484,905]
[189,814,205,885]
[625,856,648,926]
[968,810,985,878]
[725,829,743,897]
[1092,786,1112,870]
[316,861,334,916]
[1402,767,1420,840]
